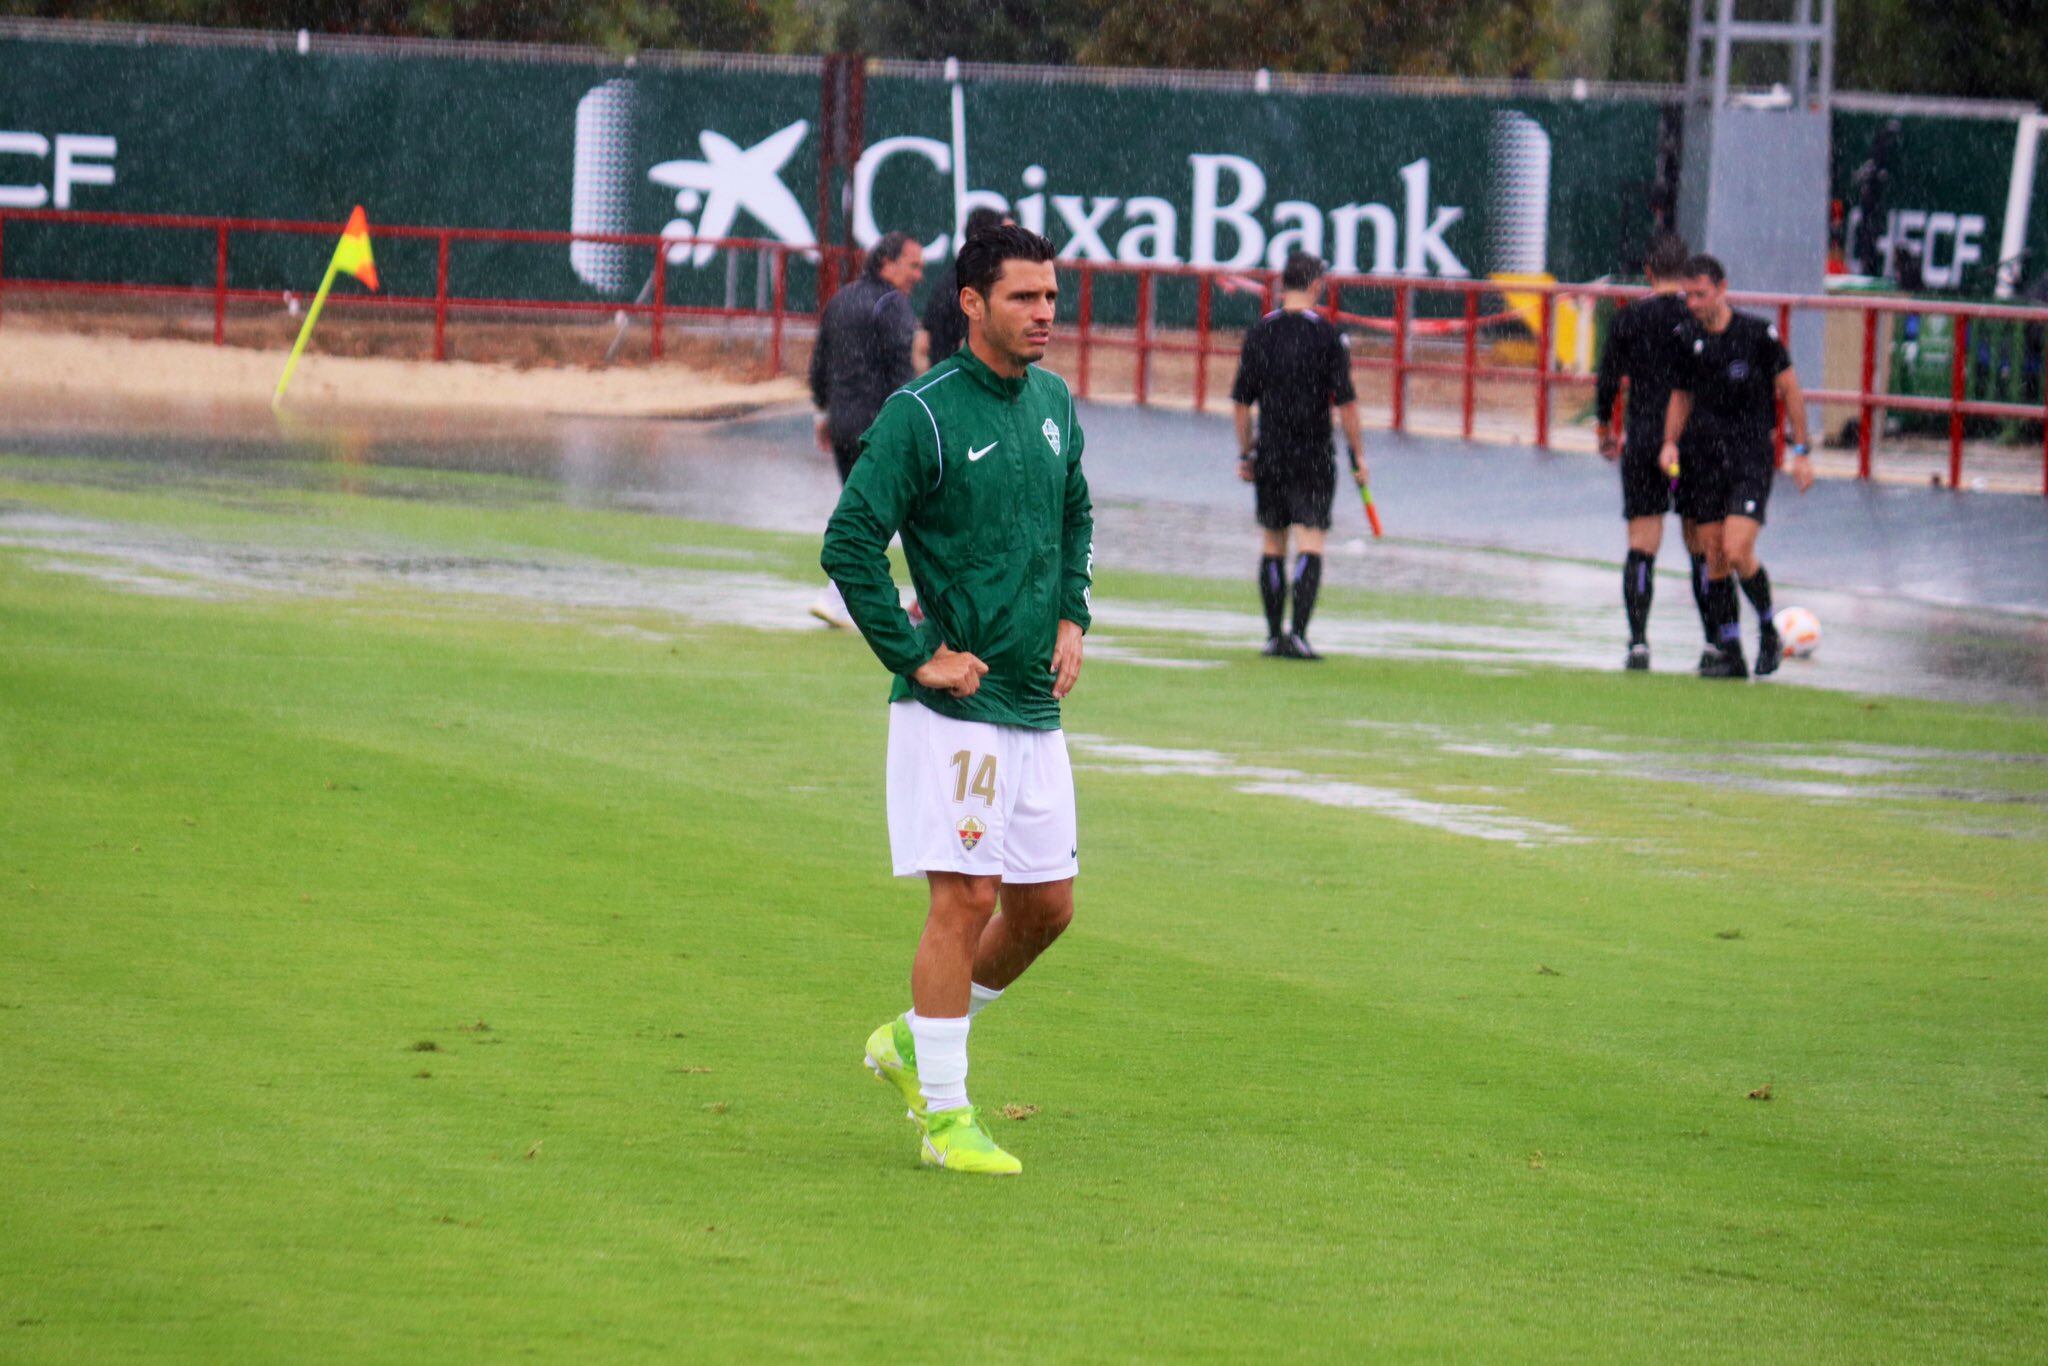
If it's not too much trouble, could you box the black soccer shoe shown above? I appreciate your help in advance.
[1625,643,1650,672]
[1754,627,1782,677]
[1285,632,1323,661]
[1263,635,1290,658]
[1698,647,1748,680]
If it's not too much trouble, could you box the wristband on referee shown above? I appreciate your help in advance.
[1789,442,1810,457]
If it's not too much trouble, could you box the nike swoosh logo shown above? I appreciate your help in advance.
[967,441,998,462]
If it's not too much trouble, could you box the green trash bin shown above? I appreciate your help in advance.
[1888,300,2044,439]
[1889,308,1955,435]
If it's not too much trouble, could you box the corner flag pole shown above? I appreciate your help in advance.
[273,206,379,409]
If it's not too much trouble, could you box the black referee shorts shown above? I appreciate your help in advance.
[1252,454,1337,532]
[1726,458,1774,525]
[1675,444,1726,525]
[1676,442,1773,525]
[1620,443,1673,520]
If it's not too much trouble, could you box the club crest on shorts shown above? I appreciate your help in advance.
[1042,417,1061,455]
[956,815,986,852]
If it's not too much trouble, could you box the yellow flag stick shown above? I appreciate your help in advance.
[273,205,379,409]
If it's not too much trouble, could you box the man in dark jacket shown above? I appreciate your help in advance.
[809,230,924,625]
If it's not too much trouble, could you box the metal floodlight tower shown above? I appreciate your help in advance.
[1683,0,1835,112]
[1678,0,1835,390]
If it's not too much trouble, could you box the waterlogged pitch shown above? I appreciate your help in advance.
[2,454,2045,1359]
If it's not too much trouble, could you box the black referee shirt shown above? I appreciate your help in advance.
[1594,291,1694,456]
[1231,308,1357,461]
[1675,310,1790,458]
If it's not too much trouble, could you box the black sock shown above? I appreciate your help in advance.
[1623,549,1656,646]
[1710,576,1743,653]
[1741,566,1774,633]
[1259,555,1287,639]
[1689,553,1713,645]
[1291,553,1323,637]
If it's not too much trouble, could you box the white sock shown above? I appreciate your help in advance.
[968,982,1004,1018]
[906,1011,970,1113]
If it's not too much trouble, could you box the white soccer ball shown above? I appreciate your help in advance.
[1773,605,1821,658]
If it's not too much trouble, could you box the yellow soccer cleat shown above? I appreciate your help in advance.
[919,1106,1022,1176]
[863,1016,926,1124]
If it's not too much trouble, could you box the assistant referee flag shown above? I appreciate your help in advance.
[273,206,380,407]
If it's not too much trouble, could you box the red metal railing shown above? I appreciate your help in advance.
[3,207,2046,494]
[0,207,853,373]
[1049,257,2048,495]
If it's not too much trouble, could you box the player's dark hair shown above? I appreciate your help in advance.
[1685,253,1727,286]
[963,206,1010,238]
[1644,233,1690,281]
[1280,251,1326,292]
[865,230,917,278]
[956,224,1056,299]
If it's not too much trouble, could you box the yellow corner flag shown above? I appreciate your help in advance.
[273,205,380,408]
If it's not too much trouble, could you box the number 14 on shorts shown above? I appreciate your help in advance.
[950,750,997,805]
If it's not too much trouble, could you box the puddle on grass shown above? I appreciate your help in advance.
[3,506,1587,846]
[27,554,235,600]
[0,509,826,629]
[1082,637,1224,670]
[0,511,1248,672]
[1352,719,2048,815]
[9,499,2040,839]
[1,502,1594,677]
[1442,742,2048,807]
[1071,737,1584,847]
[1093,598,1588,669]
[6,400,2047,707]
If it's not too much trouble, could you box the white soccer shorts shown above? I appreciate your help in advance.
[885,699,1078,883]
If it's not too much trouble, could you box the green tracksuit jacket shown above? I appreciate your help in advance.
[820,347,1094,731]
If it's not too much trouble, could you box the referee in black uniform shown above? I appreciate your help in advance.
[1594,233,1706,671]
[1231,251,1366,660]
[1660,255,1814,678]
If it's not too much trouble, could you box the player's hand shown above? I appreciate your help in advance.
[1598,426,1619,461]
[913,644,988,699]
[1050,619,1085,700]
[814,415,831,456]
[1791,454,1815,493]
[1237,453,1256,483]
[1350,460,1368,489]
[1659,441,1680,478]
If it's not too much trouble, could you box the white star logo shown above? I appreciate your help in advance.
[649,120,817,268]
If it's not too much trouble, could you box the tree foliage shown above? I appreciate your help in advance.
[1072,0,1573,80]
[6,0,2048,101]
[0,0,775,52]
[1834,1,2048,103]
[828,0,1092,63]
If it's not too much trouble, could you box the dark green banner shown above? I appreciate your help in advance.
[0,31,2037,320]
[1832,110,2028,296]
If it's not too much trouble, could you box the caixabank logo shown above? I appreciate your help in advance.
[568,78,1554,296]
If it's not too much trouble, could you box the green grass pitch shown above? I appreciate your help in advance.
[2,455,2045,1359]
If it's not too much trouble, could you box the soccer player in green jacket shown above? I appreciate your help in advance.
[821,225,1092,1176]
